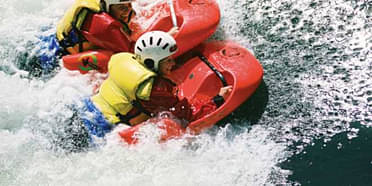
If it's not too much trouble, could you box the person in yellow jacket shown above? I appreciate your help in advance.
[57,0,136,54]
[21,0,136,78]
[58,28,231,152]
[78,28,181,138]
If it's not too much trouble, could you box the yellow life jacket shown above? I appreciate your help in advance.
[56,0,101,53]
[92,53,156,124]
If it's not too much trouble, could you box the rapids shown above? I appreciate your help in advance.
[0,0,371,185]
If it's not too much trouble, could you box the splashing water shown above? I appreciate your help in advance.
[1,0,371,185]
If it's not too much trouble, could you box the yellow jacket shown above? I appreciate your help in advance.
[92,53,156,124]
[56,0,101,53]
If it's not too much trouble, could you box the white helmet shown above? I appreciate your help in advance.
[134,31,178,71]
[103,0,132,12]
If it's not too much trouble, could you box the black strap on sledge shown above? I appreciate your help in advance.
[197,53,228,87]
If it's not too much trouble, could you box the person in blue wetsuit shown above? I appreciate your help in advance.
[19,0,135,78]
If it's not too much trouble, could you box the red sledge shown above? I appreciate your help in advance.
[118,41,264,144]
[62,0,220,74]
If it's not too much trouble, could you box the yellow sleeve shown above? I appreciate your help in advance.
[135,77,154,101]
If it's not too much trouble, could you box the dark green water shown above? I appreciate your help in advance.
[217,0,372,185]
[283,122,372,186]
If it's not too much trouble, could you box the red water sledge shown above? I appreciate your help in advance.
[118,41,264,144]
[62,0,220,74]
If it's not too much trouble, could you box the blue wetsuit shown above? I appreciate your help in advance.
[79,98,113,138]
[36,33,63,73]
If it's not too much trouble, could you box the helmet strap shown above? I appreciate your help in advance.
[144,59,156,71]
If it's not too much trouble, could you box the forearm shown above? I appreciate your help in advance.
[212,95,225,107]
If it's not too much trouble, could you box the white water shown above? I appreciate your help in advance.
[0,0,290,185]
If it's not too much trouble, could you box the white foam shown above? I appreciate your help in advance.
[0,0,299,185]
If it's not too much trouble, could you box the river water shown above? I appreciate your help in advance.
[0,0,371,185]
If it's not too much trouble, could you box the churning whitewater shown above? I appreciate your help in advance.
[0,0,371,185]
